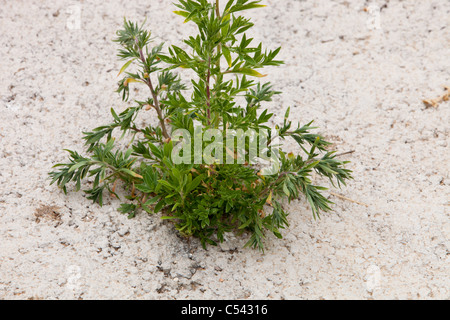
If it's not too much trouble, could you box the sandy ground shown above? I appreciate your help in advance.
[0,0,449,300]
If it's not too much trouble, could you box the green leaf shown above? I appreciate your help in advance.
[224,0,235,13]
[117,59,134,76]
[48,1,353,253]
[135,184,152,193]
[148,143,163,159]
[185,174,204,194]
[222,45,232,68]
[158,180,176,190]
[228,67,267,78]
[105,138,115,153]
[154,199,166,213]
[173,10,189,18]
[284,107,290,120]
[68,161,88,173]
[110,108,120,122]
[282,182,290,197]
[161,216,179,220]
[227,2,267,14]
[145,196,160,205]
[120,168,143,179]
[118,203,136,214]
[124,148,133,159]
[239,217,253,230]
[304,160,320,170]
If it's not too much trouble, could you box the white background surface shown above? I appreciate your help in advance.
[0,0,448,299]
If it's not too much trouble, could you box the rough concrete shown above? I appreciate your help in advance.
[0,0,448,299]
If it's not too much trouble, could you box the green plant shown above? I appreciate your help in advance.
[49,0,352,252]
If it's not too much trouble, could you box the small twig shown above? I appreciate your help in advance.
[215,0,221,18]
[135,37,170,139]
[129,126,143,133]
[259,171,297,197]
[335,150,355,157]
[329,191,368,207]
[423,86,450,108]
[206,56,212,125]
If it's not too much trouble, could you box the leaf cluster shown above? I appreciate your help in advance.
[49,0,352,252]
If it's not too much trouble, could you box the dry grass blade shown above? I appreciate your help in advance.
[423,86,450,108]
[329,191,368,207]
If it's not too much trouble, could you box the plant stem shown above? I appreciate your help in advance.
[204,1,223,128]
[259,171,296,197]
[329,191,368,207]
[146,77,170,139]
[206,56,212,125]
[215,0,220,18]
[214,0,222,129]
[136,38,170,139]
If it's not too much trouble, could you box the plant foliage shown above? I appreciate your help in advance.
[49,0,353,252]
